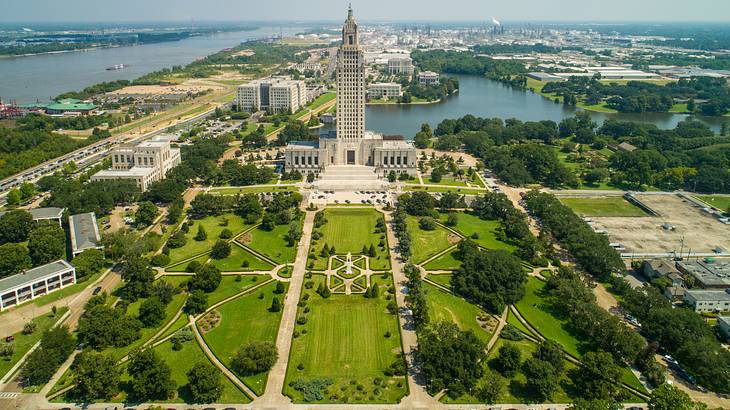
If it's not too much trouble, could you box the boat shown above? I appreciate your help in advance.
[106,64,128,71]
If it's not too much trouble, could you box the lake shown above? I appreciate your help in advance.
[0,26,298,104]
[353,75,725,137]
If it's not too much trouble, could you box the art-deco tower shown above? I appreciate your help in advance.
[335,5,365,142]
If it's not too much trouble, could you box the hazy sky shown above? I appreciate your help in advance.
[3,0,728,23]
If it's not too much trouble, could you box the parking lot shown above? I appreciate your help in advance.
[590,194,730,256]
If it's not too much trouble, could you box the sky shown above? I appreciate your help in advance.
[2,0,728,23]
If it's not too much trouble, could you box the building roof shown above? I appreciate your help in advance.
[46,102,97,111]
[286,141,320,150]
[618,142,638,152]
[677,260,730,288]
[645,259,678,276]
[0,260,74,294]
[93,167,155,177]
[69,212,102,253]
[0,207,64,221]
[685,289,730,302]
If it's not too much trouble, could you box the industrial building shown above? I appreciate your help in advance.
[91,139,181,192]
[676,260,730,289]
[0,260,76,311]
[236,78,308,113]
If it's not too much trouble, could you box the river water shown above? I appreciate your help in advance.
[0,27,297,104]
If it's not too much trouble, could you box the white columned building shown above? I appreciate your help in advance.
[284,6,417,186]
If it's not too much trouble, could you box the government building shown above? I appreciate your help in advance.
[284,6,417,182]
[92,139,181,192]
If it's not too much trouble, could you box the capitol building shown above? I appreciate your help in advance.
[285,7,417,187]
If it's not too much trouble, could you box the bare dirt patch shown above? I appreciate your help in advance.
[198,310,221,333]
[447,233,461,245]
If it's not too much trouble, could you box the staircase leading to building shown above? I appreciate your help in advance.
[314,165,388,191]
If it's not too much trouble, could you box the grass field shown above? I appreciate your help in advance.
[241,221,301,264]
[210,244,275,272]
[152,340,250,403]
[425,273,452,288]
[425,175,469,187]
[203,280,286,395]
[0,308,68,380]
[424,283,493,343]
[168,214,252,264]
[308,208,391,270]
[559,196,647,217]
[439,212,516,251]
[285,275,407,403]
[695,195,730,212]
[166,255,210,272]
[422,250,461,271]
[207,275,267,307]
[514,278,583,358]
[406,216,456,264]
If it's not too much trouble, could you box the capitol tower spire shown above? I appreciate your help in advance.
[336,5,365,143]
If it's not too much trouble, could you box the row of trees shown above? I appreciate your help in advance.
[0,211,67,277]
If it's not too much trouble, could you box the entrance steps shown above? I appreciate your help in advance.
[314,165,388,191]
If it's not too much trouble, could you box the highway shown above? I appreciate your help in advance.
[0,101,231,203]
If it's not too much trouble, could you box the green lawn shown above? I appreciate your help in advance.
[210,244,275,272]
[151,340,250,403]
[422,249,461,271]
[284,275,407,403]
[307,92,336,110]
[424,283,493,344]
[0,308,68,380]
[406,216,456,264]
[241,221,301,265]
[168,214,252,264]
[514,278,582,358]
[207,275,267,307]
[695,195,730,212]
[425,175,469,187]
[439,212,516,251]
[203,280,286,395]
[308,208,391,270]
[559,196,648,217]
[166,255,210,272]
[506,310,535,338]
[425,273,452,288]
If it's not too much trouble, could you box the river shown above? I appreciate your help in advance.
[0,26,299,104]
[351,75,725,137]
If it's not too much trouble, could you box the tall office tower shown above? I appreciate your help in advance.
[335,5,365,145]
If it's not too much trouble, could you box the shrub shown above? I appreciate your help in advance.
[219,229,233,239]
[22,322,37,335]
[150,254,170,267]
[419,217,437,231]
[231,341,278,376]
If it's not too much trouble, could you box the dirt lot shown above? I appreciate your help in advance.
[105,80,223,97]
[591,194,730,255]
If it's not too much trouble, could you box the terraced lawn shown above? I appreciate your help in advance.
[422,249,461,270]
[308,208,391,270]
[424,273,452,289]
[406,216,457,264]
[285,275,407,404]
[558,196,647,217]
[203,280,286,395]
[207,275,268,307]
[423,283,493,343]
[210,244,275,272]
[439,212,516,252]
[168,214,252,264]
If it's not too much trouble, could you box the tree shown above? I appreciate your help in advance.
[648,384,697,410]
[275,281,286,294]
[138,297,166,327]
[186,290,208,314]
[77,305,142,349]
[190,264,221,292]
[401,191,437,216]
[430,167,444,183]
[522,358,560,401]
[0,243,32,278]
[495,343,521,377]
[150,279,177,305]
[128,348,176,401]
[120,256,155,300]
[414,131,431,149]
[210,240,231,259]
[287,221,302,246]
[0,210,34,244]
[452,248,526,313]
[71,350,121,401]
[135,201,158,227]
[446,212,459,227]
[21,326,75,386]
[186,362,223,403]
[71,249,105,280]
[534,339,565,374]
[194,225,208,241]
[574,350,622,401]
[167,200,183,224]
[231,341,278,376]
[388,170,397,182]
[418,217,437,231]
[474,369,505,404]
[28,222,66,265]
[269,297,281,312]
[416,321,486,397]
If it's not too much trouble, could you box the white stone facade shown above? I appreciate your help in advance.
[237,78,307,113]
[368,83,402,99]
[92,140,181,192]
[418,71,440,85]
[388,56,414,75]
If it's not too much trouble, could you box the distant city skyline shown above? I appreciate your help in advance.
[2,0,729,23]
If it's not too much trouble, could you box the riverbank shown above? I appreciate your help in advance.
[366,98,441,106]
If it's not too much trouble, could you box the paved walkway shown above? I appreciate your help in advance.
[256,210,315,408]
[382,209,442,409]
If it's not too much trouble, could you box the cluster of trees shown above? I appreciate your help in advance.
[277,120,312,145]
[492,340,567,402]
[542,76,730,116]
[404,264,428,328]
[524,191,624,279]
[0,210,68,277]
[20,326,76,387]
[18,113,122,132]
[395,75,459,103]
[77,297,142,349]
[39,176,140,215]
[621,286,730,393]
[0,126,93,179]
[411,49,527,81]
[451,240,527,313]
[219,159,275,186]
[471,192,539,261]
